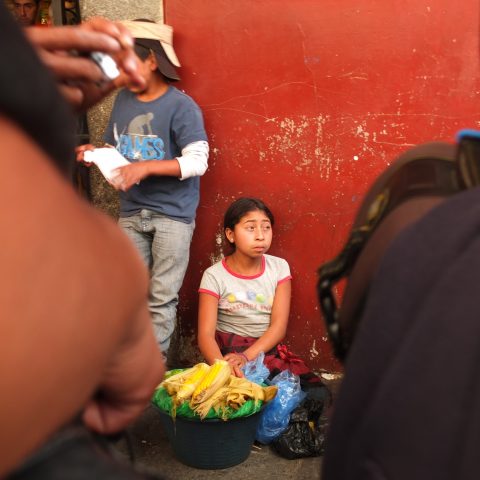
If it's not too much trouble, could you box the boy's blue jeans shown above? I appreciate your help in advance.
[119,209,195,354]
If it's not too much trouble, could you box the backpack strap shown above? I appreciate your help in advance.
[318,141,460,360]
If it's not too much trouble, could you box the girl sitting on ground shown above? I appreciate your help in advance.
[198,197,319,382]
[198,197,290,375]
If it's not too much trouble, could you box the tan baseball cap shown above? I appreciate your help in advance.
[120,20,181,81]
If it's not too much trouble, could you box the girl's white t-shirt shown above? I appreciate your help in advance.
[198,254,292,337]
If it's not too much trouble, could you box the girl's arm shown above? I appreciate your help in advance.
[227,279,291,364]
[197,293,225,364]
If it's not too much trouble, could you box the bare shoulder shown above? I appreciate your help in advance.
[0,113,149,335]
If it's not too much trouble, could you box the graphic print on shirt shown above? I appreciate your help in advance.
[219,290,274,314]
[113,112,165,161]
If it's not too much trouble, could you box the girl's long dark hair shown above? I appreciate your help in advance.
[223,197,275,231]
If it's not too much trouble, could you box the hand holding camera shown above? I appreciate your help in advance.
[25,17,146,111]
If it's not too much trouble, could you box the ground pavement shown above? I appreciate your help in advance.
[114,374,343,480]
[116,404,323,480]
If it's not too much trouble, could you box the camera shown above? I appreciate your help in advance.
[89,51,120,81]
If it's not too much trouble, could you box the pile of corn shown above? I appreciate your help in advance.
[159,359,277,420]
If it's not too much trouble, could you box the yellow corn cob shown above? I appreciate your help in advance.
[228,376,278,403]
[191,374,279,419]
[226,391,247,410]
[174,362,210,404]
[193,386,229,420]
[190,359,231,405]
[161,363,209,397]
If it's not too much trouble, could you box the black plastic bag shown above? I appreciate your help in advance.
[272,390,330,459]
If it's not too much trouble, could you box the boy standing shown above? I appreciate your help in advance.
[103,20,209,357]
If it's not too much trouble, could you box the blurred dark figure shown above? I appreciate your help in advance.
[319,137,480,479]
[0,4,165,478]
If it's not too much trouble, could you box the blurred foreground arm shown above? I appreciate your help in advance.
[0,114,164,476]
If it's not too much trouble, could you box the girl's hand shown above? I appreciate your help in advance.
[224,352,248,377]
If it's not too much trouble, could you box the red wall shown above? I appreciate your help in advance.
[165,0,480,372]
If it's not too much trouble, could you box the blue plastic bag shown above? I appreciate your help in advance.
[255,369,306,444]
[242,351,270,384]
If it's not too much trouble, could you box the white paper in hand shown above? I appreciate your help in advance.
[83,148,130,182]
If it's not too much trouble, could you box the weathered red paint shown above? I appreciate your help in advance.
[165,0,480,372]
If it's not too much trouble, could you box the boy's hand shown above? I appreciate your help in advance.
[75,144,96,165]
[111,162,150,191]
